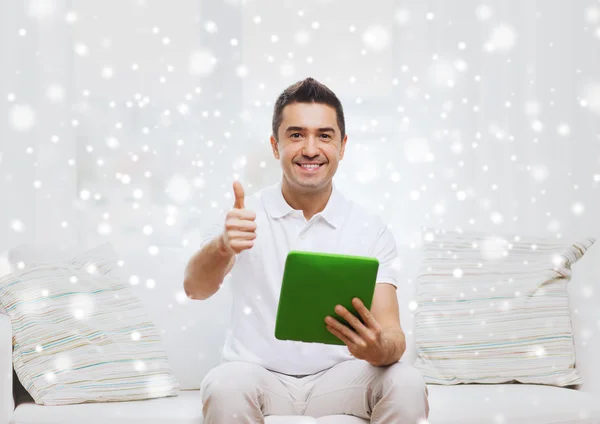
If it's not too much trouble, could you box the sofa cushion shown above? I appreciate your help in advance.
[427,384,600,424]
[414,228,595,386]
[11,391,203,424]
[0,243,179,406]
[10,390,367,424]
[12,385,599,424]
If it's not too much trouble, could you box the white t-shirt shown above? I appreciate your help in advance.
[200,179,398,376]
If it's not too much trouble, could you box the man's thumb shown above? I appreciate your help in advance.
[233,180,245,209]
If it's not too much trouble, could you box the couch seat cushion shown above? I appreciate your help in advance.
[11,391,202,424]
[16,384,596,424]
[10,390,367,424]
[427,384,600,424]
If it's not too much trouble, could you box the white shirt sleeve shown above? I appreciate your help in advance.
[198,220,224,250]
[370,223,398,288]
[197,216,239,268]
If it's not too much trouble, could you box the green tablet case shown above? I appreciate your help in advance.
[274,250,380,345]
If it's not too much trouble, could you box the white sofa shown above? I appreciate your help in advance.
[2,242,600,424]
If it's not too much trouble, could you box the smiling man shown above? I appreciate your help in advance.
[184,77,429,423]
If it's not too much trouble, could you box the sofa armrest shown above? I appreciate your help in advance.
[572,307,600,395]
[569,241,600,395]
[0,314,14,424]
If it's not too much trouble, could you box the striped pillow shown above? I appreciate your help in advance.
[0,243,179,405]
[414,228,595,386]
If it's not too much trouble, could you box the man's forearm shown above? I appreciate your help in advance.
[184,235,235,300]
[374,329,406,366]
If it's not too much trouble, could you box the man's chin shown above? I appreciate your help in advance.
[288,177,328,191]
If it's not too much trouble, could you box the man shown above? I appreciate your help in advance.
[184,77,429,423]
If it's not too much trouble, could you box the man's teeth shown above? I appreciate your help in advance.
[300,164,321,169]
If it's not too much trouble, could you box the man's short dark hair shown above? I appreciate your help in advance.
[271,77,346,143]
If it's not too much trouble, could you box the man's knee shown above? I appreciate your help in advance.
[201,361,264,402]
[384,362,429,416]
[386,361,427,391]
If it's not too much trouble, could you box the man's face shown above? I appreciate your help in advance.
[270,102,346,193]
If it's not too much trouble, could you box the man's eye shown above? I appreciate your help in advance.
[289,133,330,139]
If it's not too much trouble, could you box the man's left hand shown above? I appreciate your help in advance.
[325,297,388,366]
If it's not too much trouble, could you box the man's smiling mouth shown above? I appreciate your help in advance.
[296,163,325,171]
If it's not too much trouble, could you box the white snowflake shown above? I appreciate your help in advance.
[530,165,549,182]
[395,9,411,25]
[27,0,57,20]
[557,123,570,136]
[74,42,88,56]
[480,237,508,260]
[175,290,188,304]
[490,212,504,225]
[70,294,95,319]
[362,25,390,51]
[404,138,434,163]
[46,84,65,102]
[165,174,192,203]
[204,20,218,33]
[188,49,216,76]
[585,5,600,23]
[236,64,249,78]
[486,24,517,52]
[582,83,600,115]
[101,67,114,79]
[54,353,73,371]
[10,220,25,233]
[429,61,457,86]
[475,4,493,21]
[9,104,36,132]
[572,202,585,216]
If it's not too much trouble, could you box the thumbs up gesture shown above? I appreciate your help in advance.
[221,181,257,255]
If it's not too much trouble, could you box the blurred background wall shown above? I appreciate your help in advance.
[1,0,599,270]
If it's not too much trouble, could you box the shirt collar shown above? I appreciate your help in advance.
[265,179,346,228]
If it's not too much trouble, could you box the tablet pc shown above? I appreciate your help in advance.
[274,250,379,345]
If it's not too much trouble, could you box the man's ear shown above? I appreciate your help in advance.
[339,134,347,160]
[270,135,280,160]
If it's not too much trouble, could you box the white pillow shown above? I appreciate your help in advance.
[0,243,179,405]
[7,243,126,279]
[414,228,595,386]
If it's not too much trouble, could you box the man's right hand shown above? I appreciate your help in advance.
[220,181,257,255]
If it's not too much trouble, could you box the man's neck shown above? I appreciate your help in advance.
[280,179,333,221]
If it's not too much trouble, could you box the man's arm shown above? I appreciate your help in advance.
[369,283,406,366]
[324,222,405,366]
[184,235,235,300]
[184,180,256,300]
[324,285,406,367]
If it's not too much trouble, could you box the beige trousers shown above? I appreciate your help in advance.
[200,359,430,423]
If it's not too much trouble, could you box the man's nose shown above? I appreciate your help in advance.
[302,137,320,157]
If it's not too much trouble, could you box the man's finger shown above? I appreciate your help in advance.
[352,298,380,330]
[225,218,257,232]
[226,230,257,241]
[335,304,369,336]
[233,181,245,209]
[326,324,357,349]
[229,209,256,221]
[326,316,365,348]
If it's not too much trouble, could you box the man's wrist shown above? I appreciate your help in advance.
[372,330,405,367]
[216,233,234,257]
